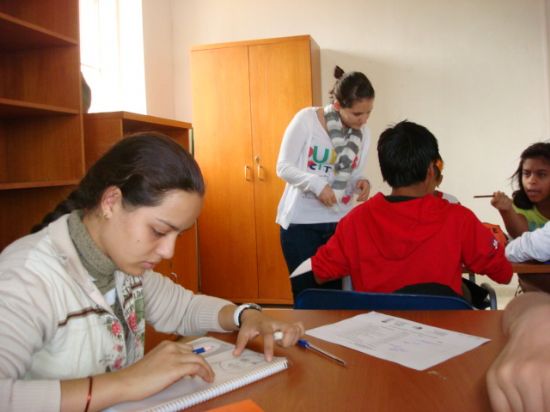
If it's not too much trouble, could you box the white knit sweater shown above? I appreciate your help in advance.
[0,214,231,412]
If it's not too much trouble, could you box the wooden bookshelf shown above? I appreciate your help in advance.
[0,0,84,249]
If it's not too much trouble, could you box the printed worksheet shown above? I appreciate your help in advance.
[306,312,490,370]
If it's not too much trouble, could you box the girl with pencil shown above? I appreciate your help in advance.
[489,141,550,292]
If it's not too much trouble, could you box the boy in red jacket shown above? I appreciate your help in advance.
[310,120,512,298]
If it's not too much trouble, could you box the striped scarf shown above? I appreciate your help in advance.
[324,104,362,204]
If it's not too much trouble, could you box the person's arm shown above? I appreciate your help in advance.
[144,273,303,362]
[59,341,214,411]
[505,221,550,262]
[0,264,64,412]
[144,271,230,335]
[50,308,302,412]
[460,208,513,284]
[486,293,550,412]
[276,109,328,197]
[491,191,529,238]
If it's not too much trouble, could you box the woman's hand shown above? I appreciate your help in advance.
[234,310,305,361]
[115,340,215,401]
[491,191,513,212]
[355,179,371,202]
[318,185,337,207]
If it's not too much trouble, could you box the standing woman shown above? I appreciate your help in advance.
[0,133,303,412]
[276,66,375,300]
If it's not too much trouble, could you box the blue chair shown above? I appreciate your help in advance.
[294,288,475,310]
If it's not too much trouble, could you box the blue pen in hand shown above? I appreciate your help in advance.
[298,338,347,366]
[192,347,206,354]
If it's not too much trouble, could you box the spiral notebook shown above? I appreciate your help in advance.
[105,337,288,412]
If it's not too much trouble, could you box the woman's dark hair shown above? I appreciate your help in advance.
[31,132,205,233]
[329,65,375,108]
[512,142,550,209]
[378,120,440,188]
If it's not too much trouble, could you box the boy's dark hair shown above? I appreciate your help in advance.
[512,142,550,209]
[31,132,204,233]
[378,120,441,188]
[329,65,375,108]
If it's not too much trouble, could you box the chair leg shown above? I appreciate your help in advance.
[480,282,497,310]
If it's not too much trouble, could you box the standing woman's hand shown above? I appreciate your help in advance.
[355,179,371,202]
[318,185,337,207]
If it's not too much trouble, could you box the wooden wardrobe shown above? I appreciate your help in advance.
[191,35,321,304]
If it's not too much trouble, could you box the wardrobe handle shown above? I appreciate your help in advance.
[254,155,265,181]
[244,165,252,181]
[257,164,265,181]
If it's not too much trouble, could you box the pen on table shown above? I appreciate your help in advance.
[473,195,494,198]
[297,338,347,367]
[192,347,207,354]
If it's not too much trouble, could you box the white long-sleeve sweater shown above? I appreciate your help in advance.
[276,107,370,229]
[0,214,231,412]
[506,220,550,262]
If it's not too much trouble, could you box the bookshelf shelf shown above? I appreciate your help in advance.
[0,12,78,50]
[0,0,83,249]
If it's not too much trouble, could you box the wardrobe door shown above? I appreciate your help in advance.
[192,46,258,299]
[248,38,316,301]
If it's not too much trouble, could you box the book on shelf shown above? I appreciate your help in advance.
[105,336,288,412]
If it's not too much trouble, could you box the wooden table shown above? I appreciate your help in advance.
[512,262,550,274]
[186,309,505,412]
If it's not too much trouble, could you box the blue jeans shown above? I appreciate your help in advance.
[280,223,343,301]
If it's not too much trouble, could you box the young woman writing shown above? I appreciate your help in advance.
[0,133,303,412]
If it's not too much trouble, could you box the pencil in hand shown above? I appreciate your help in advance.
[473,194,494,198]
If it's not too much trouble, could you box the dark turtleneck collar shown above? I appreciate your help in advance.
[67,210,117,295]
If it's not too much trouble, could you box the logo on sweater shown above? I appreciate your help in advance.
[308,146,336,173]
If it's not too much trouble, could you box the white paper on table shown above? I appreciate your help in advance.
[289,258,312,278]
[306,311,490,370]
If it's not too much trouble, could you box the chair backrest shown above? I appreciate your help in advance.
[294,289,474,310]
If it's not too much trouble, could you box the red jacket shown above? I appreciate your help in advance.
[312,193,512,295]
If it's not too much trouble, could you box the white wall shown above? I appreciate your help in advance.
[145,0,550,225]
[142,0,175,118]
